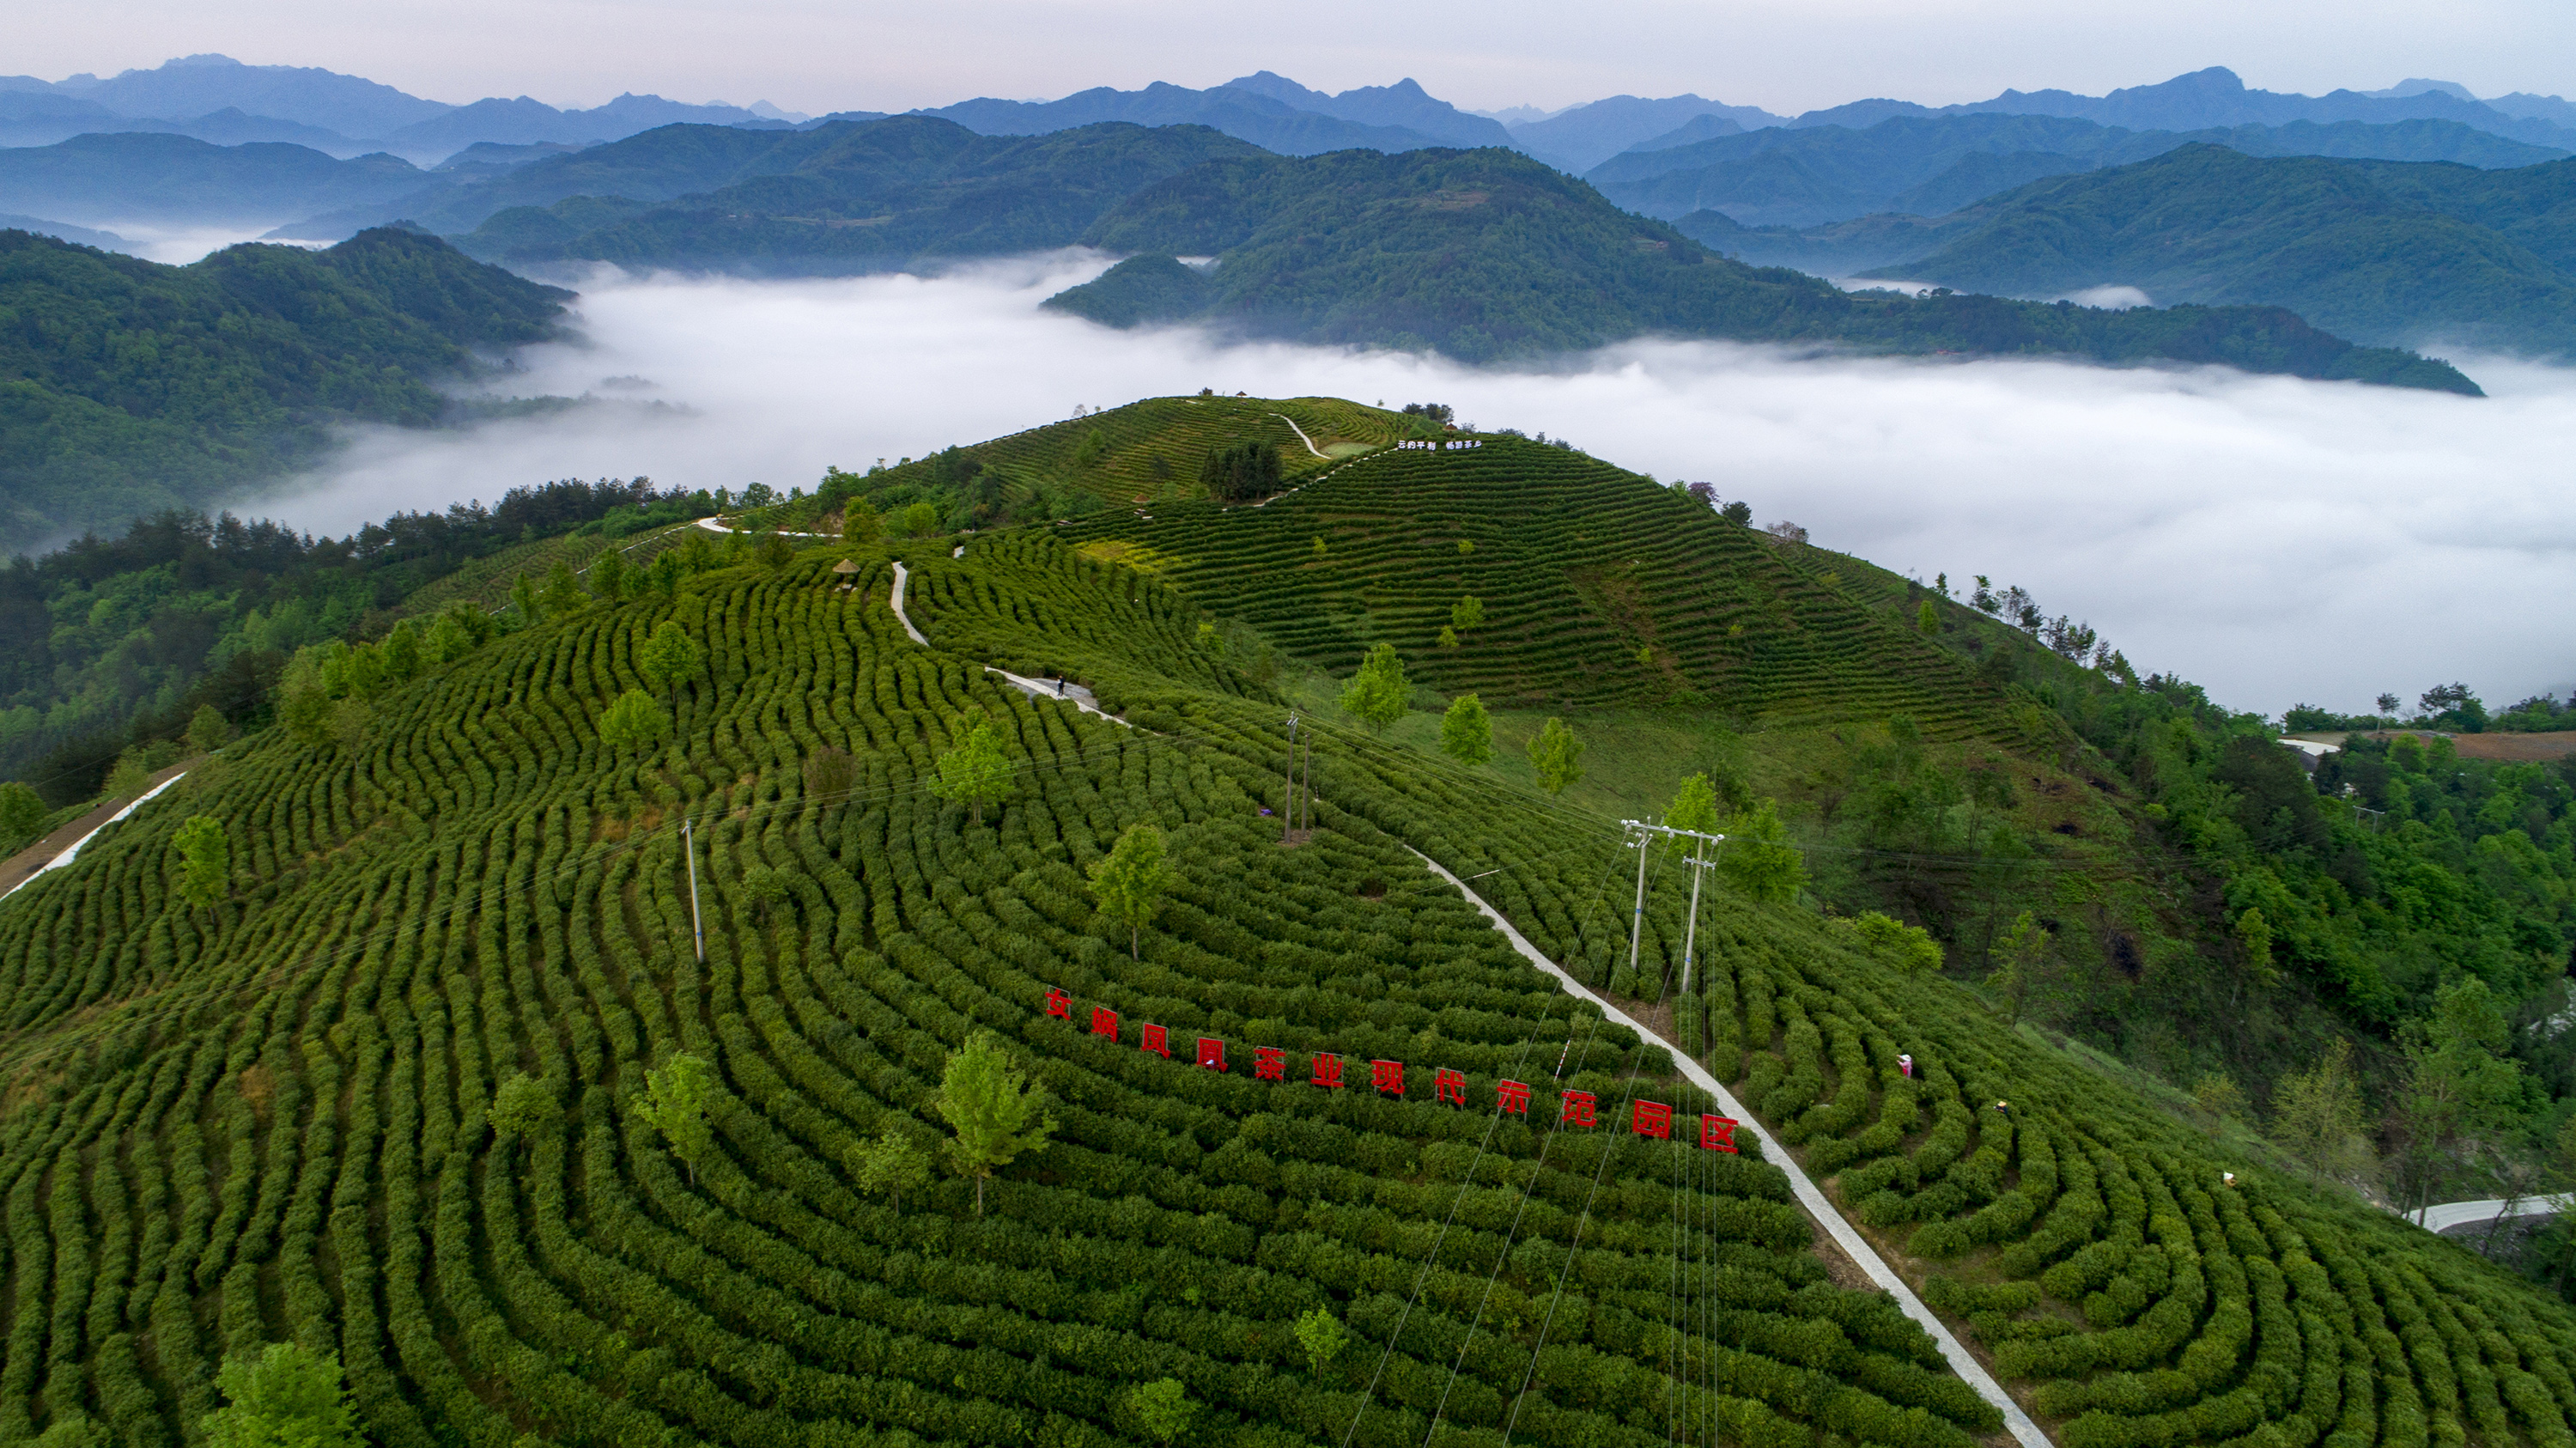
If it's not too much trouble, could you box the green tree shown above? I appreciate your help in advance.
[540,560,587,619]
[2270,1038,2373,1185]
[1075,428,1109,468]
[1088,822,1172,959]
[1340,642,1409,733]
[1663,772,1721,839]
[487,1071,552,1151]
[1194,621,1225,655]
[202,1342,361,1448]
[1987,910,2050,1025]
[1310,536,1327,558]
[1916,599,1940,637]
[934,1031,1056,1214]
[592,547,629,604]
[637,620,707,709]
[424,611,473,665]
[842,499,883,543]
[756,532,794,568]
[1295,1306,1348,1373]
[509,571,541,627]
[0,782,44,850]
[382,620,422,681]
[1127,1378,1197,1446]
[1440,693,1493,766]
[1717,799,1802,903]
[2394,976,2526,1218]
[172,815,228,912]
[2235,907,2281,993]
[848,1133,932,1214]
[597,690,673,753]
[102,749,153,800]
[2191,1071,2248,1136]
[1437,625,1459,648]
[188,703,234,756]
[1200,439,1282,502]
[1850,910,1941,974]
[634,1053,716,1184]
[902,502,941,538]
[1527,717,1584,794]
[927,718,1014,825]
[1451,594,1485,631]
[644,549,686,601]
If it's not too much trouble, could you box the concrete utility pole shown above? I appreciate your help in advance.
[1618,820,1728,992]
[1283,713,1299,843]
[1680,851,1720,994]
[682,818,705,963]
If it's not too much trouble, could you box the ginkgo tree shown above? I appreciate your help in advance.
[935,1031,1055,1214]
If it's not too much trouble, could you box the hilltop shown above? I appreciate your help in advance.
[3,392,2573,1448]
[0,226,567,549]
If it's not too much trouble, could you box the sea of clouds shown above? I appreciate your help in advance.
[241,251,2576,721]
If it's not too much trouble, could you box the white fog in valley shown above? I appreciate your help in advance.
[243,252,2576,721]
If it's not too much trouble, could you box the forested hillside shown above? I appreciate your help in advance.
[1046,146,2477,388]
[4,396,2575,1448]
[0,226,568,549]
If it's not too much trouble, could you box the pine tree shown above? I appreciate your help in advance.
[634,1053,715,1183]
[1527,717,1584,794]
[1440,694,1493,766]
[1088,822,1172,959]
[934,1031,1055,1214]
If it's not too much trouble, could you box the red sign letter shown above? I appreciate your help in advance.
[1700,1115,1739,1153]
[1560,1090,1597,1127]
[1312,1053,1345,1089]
[1197,1037,1226,1072]
[1140,1023,1170,1058]
[1496,1080,1531,1115]
[1372,1059,1405,1097]
[1632,1100,1671,1139]
[1044,987,1072,1019]
[1255,1047,1285,1081]
[1435,1068,1467,1106]
[1091,1007,1119,1040]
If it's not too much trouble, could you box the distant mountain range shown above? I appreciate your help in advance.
[1588,112,2566,228]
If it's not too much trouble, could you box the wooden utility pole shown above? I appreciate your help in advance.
[1283,714,1299,843]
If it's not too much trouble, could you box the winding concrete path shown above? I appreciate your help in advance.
[1272,413,1327,458]
[884,560,1129,728]
[0,771,189,905]
[886,562,931,647]
[1407,848,2054,1448]
[2412,1195,2573,1232]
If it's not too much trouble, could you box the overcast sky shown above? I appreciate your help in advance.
[12,0,2573,116]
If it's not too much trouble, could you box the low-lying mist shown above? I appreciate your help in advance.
[242,251,2576,720]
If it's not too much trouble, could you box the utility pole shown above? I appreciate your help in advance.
[1301,733,1313,830]
[682,818,705,963]
[1283,713,1299,843]
[1679,850,1720,994]
[1619,820,1728,994]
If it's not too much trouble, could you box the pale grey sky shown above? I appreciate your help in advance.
[13,0,2573,116]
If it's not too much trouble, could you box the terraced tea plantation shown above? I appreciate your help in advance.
[3,399,2573,1448]
[0,539,1999,1448]
[1056,437,1994,728]
[865,396,1400,510]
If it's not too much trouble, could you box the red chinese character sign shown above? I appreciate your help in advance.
[1313,1053,1345,1089]
[1255,1047,1285,1081]
[1561,1090,1597,1127]
[1496,1080,1530,1115]
[1700,1115,1740,1153]
[1372,1060,1405,1097]
[1631,1100,1671,1140]
[1435,1068,1467,1106]
[1091,1007,1119,1040]
[1140,1023,1170,1058]
[1197,1037,1226,1072]
[1045,988,1072,1019]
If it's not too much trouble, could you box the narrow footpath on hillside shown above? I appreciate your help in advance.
[886,561,1127,727]
[0,765,191,904]
[1406,848,2056,1448]
[1271,413,1327,458]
